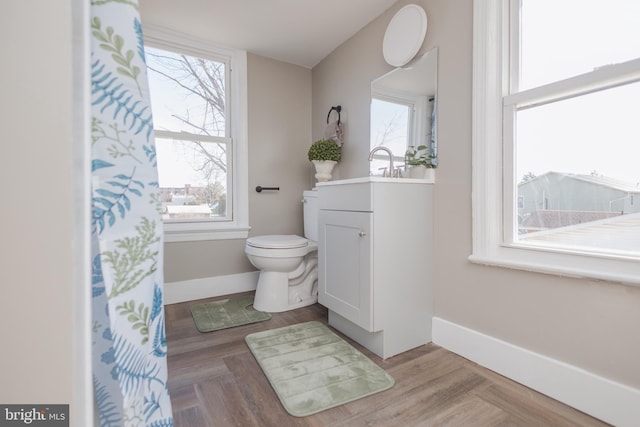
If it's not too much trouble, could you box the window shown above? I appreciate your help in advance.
[471,0,640,285]
[143,26,248,242]
[369,90,430,175]
[369,96,412,174]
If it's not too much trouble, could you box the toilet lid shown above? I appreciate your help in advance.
[246,235,308,249]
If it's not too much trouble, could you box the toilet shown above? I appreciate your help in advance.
[245,190,319,312]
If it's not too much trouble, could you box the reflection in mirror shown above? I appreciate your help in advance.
[370,48,438,176]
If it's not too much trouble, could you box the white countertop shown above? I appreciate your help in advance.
[316,176,435,187]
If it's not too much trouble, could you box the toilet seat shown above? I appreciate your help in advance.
[246,235,308,249]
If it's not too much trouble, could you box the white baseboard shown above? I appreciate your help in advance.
[164,271,259,305]
[432,317,640,427]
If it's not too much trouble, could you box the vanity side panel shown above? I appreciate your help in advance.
[373,182,433,356]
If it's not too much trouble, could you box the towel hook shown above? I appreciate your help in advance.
[326,105,342,125]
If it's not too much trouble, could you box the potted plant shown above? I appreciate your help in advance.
[308,138,341,182]
[405,145,436,179]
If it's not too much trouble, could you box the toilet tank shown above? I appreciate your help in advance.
[303,190,319,241]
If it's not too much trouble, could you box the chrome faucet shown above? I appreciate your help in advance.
[368,146,395,177]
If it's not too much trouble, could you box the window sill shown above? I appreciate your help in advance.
[469,244,640,287]
[163,222,250,242]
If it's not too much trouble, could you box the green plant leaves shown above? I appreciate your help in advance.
[116,300,150,344]
[405,145,435,167]
[308,139,342,162]
[92,16,142,94]
[102,217,161,299]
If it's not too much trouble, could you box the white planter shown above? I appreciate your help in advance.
[407,165,435,180]
[312,160,337,182]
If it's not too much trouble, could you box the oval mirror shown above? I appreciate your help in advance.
[383,4,428,67]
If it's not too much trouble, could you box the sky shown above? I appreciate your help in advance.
[369,98,410,174]
[516,0,640,185]
[154,138,213,188]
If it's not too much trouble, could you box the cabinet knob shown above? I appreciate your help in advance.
[358,231,367,237]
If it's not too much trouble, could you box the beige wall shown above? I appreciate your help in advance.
[1,0,79,407]
[163,53,312,282]
[312,0,640,389]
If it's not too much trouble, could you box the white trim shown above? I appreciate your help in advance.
[231,48,250,239]
[154,129,232,145]
[470,0,640,286]
[505,57,640,109]
[469,244,640,285]
[471,0,505,257]
[72,0,93,424]
[432,317,640,427]
[163,271,259,305]
[143,25,250,242]
[164,224,250,243]
[143,24,238,63]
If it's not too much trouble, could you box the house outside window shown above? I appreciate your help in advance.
[471,0,640,285]
[143,26,249,242]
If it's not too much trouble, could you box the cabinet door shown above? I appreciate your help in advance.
[318,210,373,331]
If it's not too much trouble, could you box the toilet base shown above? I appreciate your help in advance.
[284,294,318,312]
[253,271,318,313]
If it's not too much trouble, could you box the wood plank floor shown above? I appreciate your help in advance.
[165,292,609,426]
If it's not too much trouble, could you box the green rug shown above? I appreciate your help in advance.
[245,321,395,417]
[190,295,271,332]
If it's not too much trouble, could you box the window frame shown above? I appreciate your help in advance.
[470,0,640,286]
[143,25,249,242]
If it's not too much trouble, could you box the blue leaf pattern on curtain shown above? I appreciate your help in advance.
[90,1,173,426]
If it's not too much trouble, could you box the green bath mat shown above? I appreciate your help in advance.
[245,321,395,417]
[191,295,271,332]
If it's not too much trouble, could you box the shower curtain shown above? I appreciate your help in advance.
[90,1,173,426]
[429,97,438,166]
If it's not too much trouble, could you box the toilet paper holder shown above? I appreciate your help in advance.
[255,186,280,193]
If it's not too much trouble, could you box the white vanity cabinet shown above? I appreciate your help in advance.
[317,177,433,359]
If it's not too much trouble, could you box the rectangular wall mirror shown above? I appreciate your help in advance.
[369,47,438,176]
